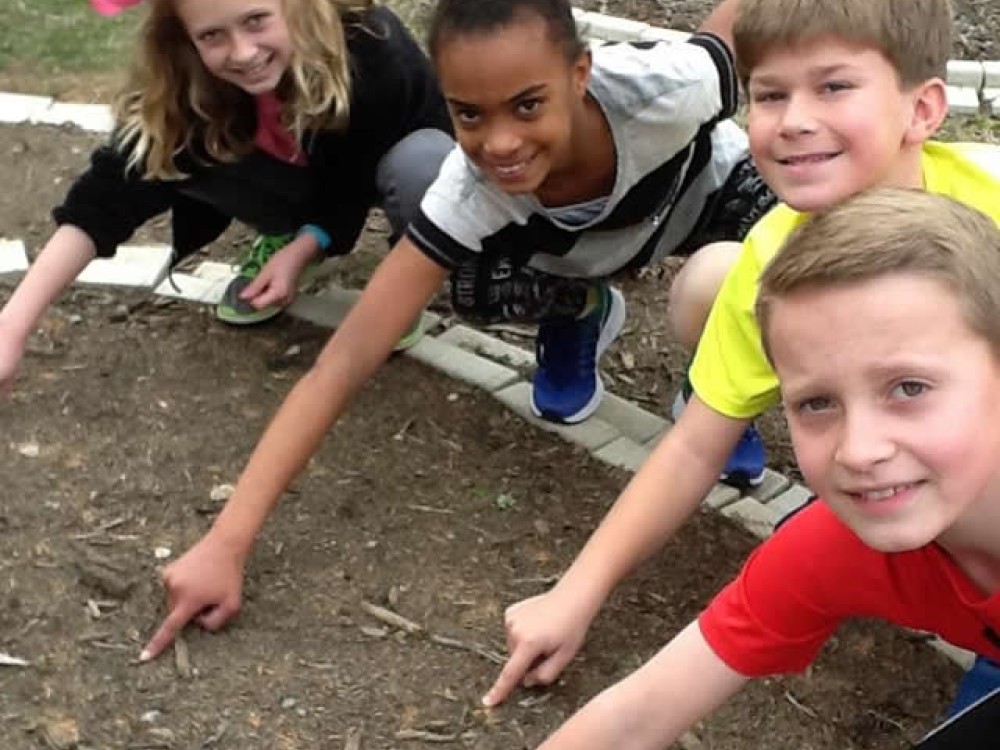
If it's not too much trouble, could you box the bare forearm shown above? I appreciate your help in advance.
[209,358,357,552]
[554,402,750,616]
[553,435,722,612]
[0,225,96,339]
[207,240,447,556]
[538,622,747,750]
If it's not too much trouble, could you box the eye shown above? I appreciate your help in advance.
[749,89,786,104]
[197,29,221,44]
[451,106,481,126]
[891,380,928,400]
[245,12,269,29]
[515,97,544,117]
[796,395,834,415]
[819,80,853,95]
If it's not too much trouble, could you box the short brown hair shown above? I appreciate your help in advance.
[757,189,1000,359]
[733,0,952,88]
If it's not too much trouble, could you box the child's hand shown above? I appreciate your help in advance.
[140,532,247,662]
[482,589,594,707]
[0,320,27,397]
[239,235,320,310]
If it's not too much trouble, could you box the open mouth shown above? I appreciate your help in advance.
[232,54,274,79]
[777,151,841,166]
[485,154,535,182]
[848,482,922,503]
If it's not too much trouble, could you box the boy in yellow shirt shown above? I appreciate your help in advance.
[486,0,1000,709]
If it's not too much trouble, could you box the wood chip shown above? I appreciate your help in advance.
[174,634,192,679]
[0,652,29,667]
[344,726,362,750]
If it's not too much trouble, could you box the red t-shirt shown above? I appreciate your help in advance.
[699,502,1000,676]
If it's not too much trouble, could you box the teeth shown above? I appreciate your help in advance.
[861,485,910,501]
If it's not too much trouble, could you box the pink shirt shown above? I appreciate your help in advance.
[254,92,307,166]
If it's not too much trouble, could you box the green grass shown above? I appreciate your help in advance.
[0,0,136,97]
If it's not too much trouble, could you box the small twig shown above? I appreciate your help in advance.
[429,634,505,666]
[406,504,455,515]
[201,721,229,748]
[394,729,459,743]
[360,602,423,634]
[784,691,818,718]
[71,517,127,540]
[509,573,561,586]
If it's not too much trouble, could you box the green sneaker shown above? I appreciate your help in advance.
[216,233,297,325]
[393,315,425,352]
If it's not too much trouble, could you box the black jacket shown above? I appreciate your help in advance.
[53,6,451,261]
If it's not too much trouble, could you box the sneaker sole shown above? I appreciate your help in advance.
[720,468,766,488]
[529,287,627,424]
[215,303,284,326]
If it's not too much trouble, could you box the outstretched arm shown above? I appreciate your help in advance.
[0,225,97,396]
[538,620,748,750]
[142,238,449,660]
[484,398,750,706]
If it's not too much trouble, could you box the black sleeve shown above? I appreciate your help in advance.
[302,7,452,254]
[51,138,176,258]
[686,31,739,121]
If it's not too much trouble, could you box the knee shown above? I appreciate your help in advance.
[377,129,455,235]
[669,241,742,349]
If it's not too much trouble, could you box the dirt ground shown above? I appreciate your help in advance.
[0,105,976,750]
[5,1,1000,741]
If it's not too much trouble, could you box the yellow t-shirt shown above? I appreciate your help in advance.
[690,141,1000,419]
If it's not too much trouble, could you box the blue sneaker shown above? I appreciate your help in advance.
[719,423,766,488]
[671,387,766,487]
[530,285,626,424]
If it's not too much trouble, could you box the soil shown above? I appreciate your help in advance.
[3,3,999,739]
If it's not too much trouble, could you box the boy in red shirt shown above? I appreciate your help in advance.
[534,189,1000,749]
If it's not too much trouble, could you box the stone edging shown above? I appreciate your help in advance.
[0,74,978,672]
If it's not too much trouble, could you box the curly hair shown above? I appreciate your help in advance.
[113,0,373,178]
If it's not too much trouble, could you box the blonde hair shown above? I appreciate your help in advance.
[757,189,1000,359]
[113,0,373,178]
[733,0,952,88]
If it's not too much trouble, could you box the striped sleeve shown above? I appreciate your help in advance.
[685,31,739,120]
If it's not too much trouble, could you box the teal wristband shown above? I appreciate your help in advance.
[298,224,332,252]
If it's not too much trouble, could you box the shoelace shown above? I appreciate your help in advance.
[236,234,293,278]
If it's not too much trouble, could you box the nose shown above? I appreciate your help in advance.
[482,121,522,159]
[778,92,818,137]
[834,407,895,472]
[229,31,257,64]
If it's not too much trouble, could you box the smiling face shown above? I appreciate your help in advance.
[433,13,591,196]
[745,36,939,212]
[175,0,292,95]
[768,275,1000,553]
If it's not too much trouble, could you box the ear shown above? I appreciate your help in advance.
[902,78,948,146]
[571,48,592,97]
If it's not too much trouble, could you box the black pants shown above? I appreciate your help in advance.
[450,155,776,326]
